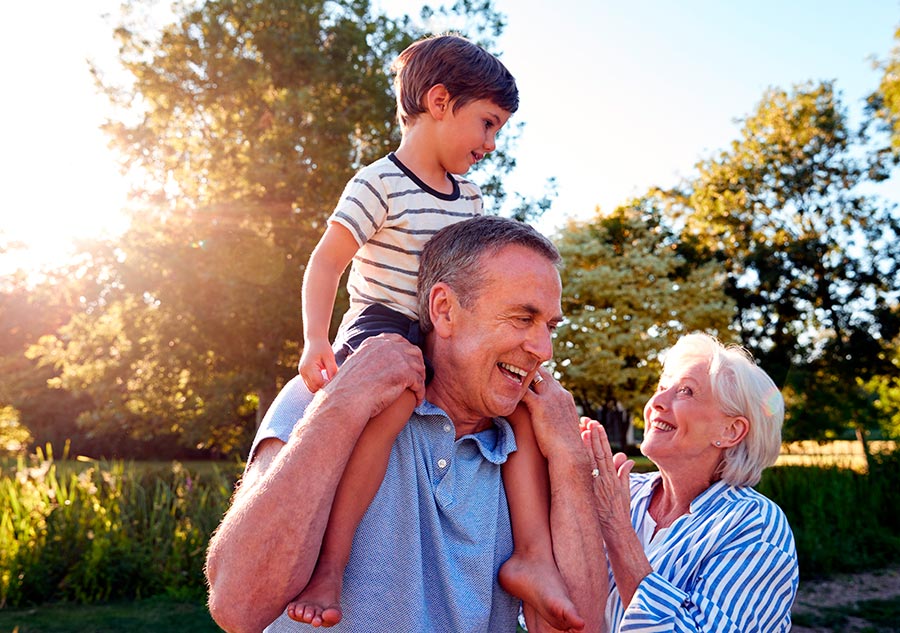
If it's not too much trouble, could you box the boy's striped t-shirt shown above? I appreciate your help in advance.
[330,153,483,329]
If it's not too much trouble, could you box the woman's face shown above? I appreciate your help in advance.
[641,356,731,471]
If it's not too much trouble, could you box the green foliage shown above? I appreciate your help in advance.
[0,405,31,456]
[11,0,521,459]
[657,81,900,441]
[553,198,734,417]
[0,447,237,607]
[870,24,900,166]
[866,331,900,439]
[758,446,900,577]
[0,269,95,455]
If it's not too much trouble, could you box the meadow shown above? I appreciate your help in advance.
[1,441,899,631]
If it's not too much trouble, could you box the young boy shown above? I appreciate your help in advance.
[288,34,581,630]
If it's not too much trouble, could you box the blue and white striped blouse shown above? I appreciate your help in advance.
[605,472,799,632]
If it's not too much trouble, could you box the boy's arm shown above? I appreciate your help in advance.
[299,222,360,386]
[522,371,607,633]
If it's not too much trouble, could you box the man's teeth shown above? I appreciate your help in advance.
[498,362,526,382]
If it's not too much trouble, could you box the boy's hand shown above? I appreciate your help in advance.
[298,339,338,392]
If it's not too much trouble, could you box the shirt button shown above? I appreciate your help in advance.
[437,458,448,469]
[443,424,452,433]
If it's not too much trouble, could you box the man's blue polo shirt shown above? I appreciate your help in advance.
[252,376,520,632]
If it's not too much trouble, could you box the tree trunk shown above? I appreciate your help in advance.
[855,424,871,473]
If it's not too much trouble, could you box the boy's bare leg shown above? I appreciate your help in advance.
[499,404,585,631]
[287,390,417,627]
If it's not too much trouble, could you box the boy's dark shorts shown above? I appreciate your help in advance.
[333,303,434,383]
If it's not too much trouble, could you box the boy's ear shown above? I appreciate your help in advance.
[425,84,451,120]
[429,282,456,337]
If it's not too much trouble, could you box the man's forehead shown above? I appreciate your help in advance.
[479,248,562,312]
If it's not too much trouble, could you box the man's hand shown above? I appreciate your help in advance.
[520,368,589,465]
[322,333,427,419]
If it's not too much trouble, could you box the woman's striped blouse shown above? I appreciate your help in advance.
[605,472,799,632]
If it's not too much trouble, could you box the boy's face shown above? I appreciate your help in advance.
[436,99,511,175]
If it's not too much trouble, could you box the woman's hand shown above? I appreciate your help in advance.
[582,420,634,532]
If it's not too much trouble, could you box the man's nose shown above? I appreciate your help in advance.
[525,326,554,361]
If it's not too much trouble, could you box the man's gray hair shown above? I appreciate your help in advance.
[417,215,560,334]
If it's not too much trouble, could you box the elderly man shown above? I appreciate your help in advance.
[205,216,605,633]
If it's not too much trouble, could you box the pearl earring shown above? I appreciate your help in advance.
[715,441,722,447]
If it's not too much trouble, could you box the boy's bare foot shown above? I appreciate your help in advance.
[286,569,343,628]
[499,553,584,631]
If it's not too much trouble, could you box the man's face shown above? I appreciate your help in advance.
[435,244,563,423]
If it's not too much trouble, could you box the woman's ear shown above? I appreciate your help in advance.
[424,84,451,120]
[721,416,750,448]
[429,282,456,337]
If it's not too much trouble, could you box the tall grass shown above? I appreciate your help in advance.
[2,443,899,608]
[758,446,900,578]
[0,445,238,608]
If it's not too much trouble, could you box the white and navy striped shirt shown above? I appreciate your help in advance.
[330,153,483,328]
[606,472,798,632]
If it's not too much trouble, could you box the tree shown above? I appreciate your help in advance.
[553,198,734,432]
[659,81,900,443]
[0,269,94,454]
[29,0,518,458]
[870,23,900,165]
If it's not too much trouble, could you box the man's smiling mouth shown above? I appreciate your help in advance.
[498,362,527,384]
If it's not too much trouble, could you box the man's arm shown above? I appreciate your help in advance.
[522,370,607,633]
[205,335,426,633]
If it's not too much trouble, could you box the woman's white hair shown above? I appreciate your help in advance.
[663,332,784,487]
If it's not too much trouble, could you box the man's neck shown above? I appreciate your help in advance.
[425,381,494,439]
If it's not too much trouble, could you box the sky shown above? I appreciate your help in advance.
[2,0,899,272]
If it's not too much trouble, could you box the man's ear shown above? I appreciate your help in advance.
[424,84,451,120]
[721,415,750,448]
[429,282,456,337]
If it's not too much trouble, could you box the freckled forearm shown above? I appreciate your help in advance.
[206,393,370,631]
[547,450,607,632]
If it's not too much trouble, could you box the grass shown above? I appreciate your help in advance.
[792,595,900,632]
[0,595,222,633]
[1,441,898,629]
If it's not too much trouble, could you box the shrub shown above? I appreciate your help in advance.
[0,446,237,607]
[758,444,900,578]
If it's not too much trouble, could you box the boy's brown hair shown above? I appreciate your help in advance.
[391,34,519,128]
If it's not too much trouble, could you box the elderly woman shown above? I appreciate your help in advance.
[583,332,799,632]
